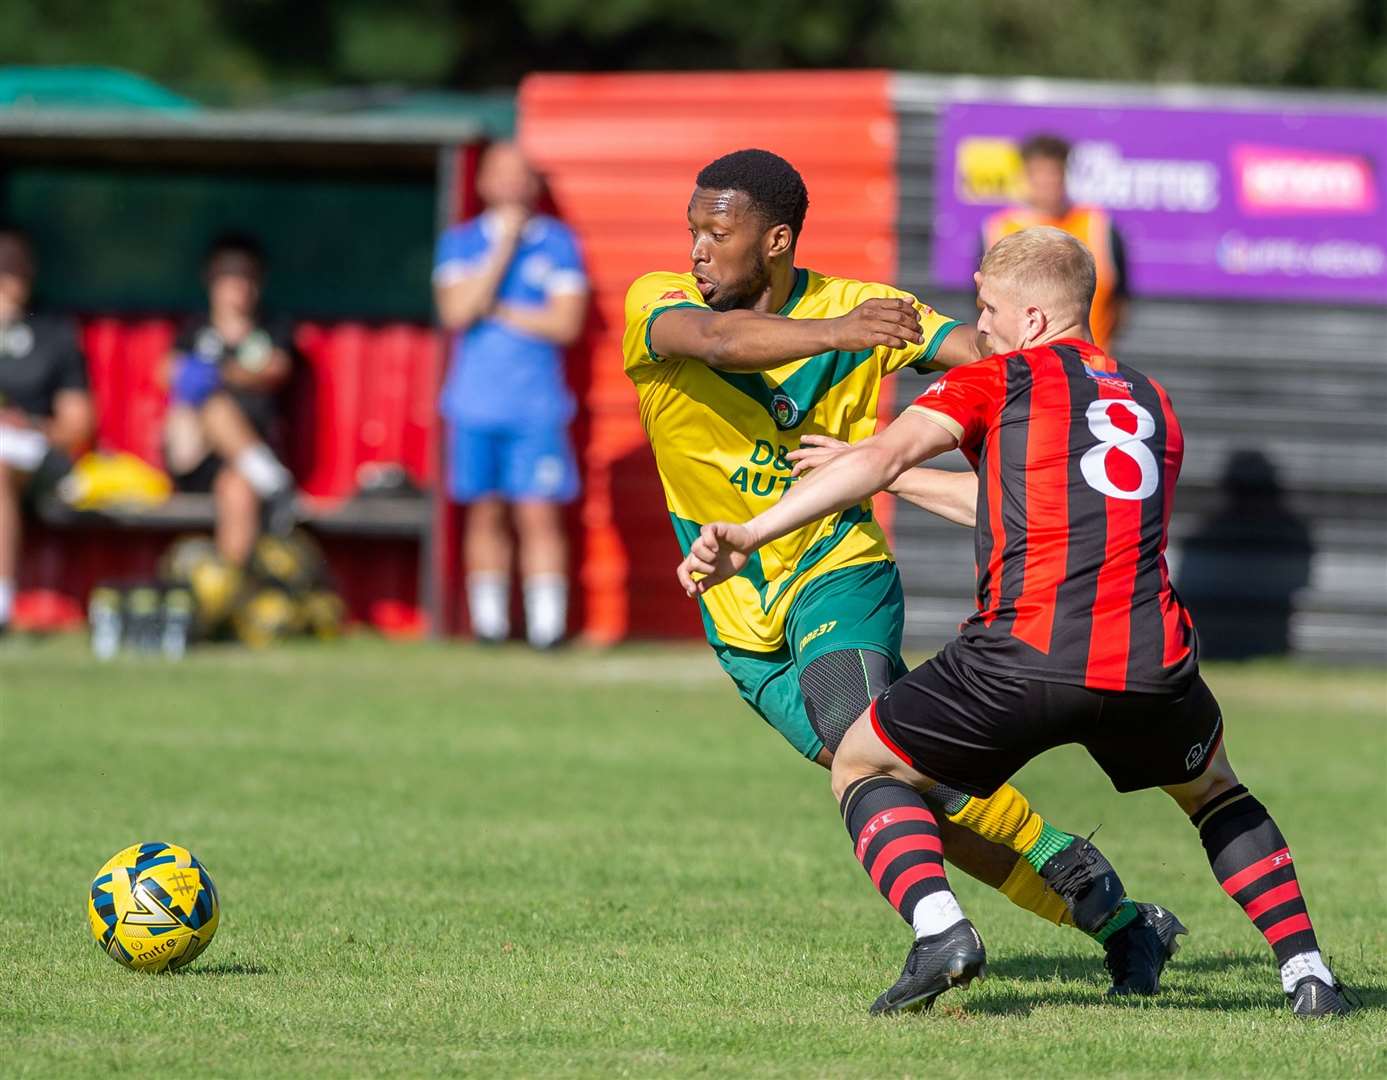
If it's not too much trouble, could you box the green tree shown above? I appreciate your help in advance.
[1,0,1382,100]
[876,0,1387,91]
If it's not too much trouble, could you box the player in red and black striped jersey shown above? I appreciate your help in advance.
[677,227,1351,1018]
[910,335,1197,694]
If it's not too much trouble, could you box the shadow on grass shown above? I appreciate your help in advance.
[965,951,1383,1017]
[967,984,1276,1016]
[982,954,1102,983]
[984,951,1270,983]
[1169,953,1272,975]
[968,984,1382,1017]
[181,961,273,976]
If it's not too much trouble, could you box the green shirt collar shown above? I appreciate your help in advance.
[776,267,808,317]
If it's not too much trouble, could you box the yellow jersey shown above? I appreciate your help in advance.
[623,267,960,652]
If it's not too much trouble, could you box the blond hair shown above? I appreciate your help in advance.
[980,226,1096,320]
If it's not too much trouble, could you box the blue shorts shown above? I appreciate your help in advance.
[447,423,580,504]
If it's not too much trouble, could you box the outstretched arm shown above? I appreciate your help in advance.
[886,467,977,527]
[926,322,986,370]
[649,298,923,373]
[677,411,960,595]
[787,435,977,527]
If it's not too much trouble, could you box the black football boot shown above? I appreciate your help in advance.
[870,919,987,1016]
[1104,902,1188,996]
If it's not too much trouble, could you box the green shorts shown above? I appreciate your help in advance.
[711,559,907,760]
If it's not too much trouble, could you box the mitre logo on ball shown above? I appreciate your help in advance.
[88,841,221,973]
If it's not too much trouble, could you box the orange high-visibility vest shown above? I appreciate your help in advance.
[982,205,1124,350]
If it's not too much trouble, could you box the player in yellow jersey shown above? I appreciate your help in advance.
[623,150,1184,995]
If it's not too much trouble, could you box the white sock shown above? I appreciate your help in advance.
[0,578,13,625]
[523,574,568,648]
[1280,949,1334,993]
[911,890,967,939]
[234,444,291,498]
[468,572,510,641]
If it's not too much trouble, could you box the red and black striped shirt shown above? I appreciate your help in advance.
[910,338,1198,693]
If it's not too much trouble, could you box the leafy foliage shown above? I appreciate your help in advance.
[2,0,1383,103]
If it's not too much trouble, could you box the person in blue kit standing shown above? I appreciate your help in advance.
[433,142,588,648]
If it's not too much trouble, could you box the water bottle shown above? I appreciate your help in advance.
[88,586,123,661]
[126,586,162,654]
[161,587,194,660]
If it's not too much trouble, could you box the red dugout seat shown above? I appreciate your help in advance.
[78,318,441,499]
[82,318,175,465]
[291,322,442,501]
[17,318,443,634]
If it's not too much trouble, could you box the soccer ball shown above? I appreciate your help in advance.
[88,842,220,972]
[160,535,244,634]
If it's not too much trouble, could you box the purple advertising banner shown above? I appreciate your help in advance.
[931,100,1387,304]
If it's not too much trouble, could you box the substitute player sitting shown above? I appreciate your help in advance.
[0,225,96,633]
[162,233,296,563]
[679,226,1351,1018]
[627,150,1183,994]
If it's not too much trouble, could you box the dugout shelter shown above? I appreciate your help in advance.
[2,68,504,635]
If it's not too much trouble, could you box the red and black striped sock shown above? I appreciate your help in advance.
[840,776,954,930]
[1192,785,1319,965]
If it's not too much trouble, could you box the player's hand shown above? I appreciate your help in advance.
[785,434,851,477]
[493,204,529,241]
[676,522,757,597]
[830,298,923,352]
[0,406,34,429]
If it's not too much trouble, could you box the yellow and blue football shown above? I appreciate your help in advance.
[88,842,220,972]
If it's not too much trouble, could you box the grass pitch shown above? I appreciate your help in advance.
[2,637,1384,1077]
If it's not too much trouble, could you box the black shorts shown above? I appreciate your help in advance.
[167,390,280,493]
[871,641,1223,797]
[168,453,223,494]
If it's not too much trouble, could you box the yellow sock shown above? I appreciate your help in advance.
[936,783,1084,929]
[999,855,1074,926]
[941,783,1083,927]
[942,782,1045,855]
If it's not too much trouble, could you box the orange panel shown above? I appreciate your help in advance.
[518,71,898,643]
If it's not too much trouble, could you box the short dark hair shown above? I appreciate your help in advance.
[205,230,265,270]
[1020,134,1071,164]
[696,149,809,239]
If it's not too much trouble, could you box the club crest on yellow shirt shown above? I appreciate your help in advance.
[770,392,800,430]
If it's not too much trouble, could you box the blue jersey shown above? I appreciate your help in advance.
[434,212,587,428]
